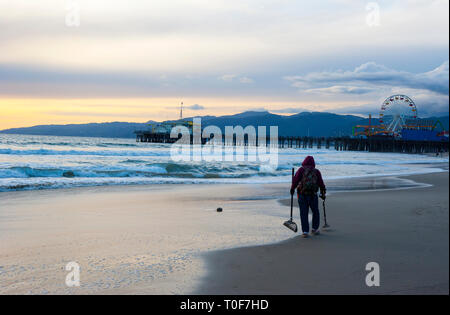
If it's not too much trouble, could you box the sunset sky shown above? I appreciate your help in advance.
[0,0,448,129]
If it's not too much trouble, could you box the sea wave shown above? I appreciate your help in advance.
[0,163,275,180]
[0,176,291,192]
[0,148,169,157]
[0,167,445,192]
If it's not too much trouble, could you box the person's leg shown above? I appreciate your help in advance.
[298,194,310,234]
[310,194,320,232]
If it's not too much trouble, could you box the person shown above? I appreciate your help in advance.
[290,156,326,238]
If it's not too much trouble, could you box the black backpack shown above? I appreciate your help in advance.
[298,168,319,195]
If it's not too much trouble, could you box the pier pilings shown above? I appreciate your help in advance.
[134,131,448,154]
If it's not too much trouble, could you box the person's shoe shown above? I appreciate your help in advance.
[301,233,309,238]
[312,230,320,235]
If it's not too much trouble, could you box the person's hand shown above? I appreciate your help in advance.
[319,193,326,200]
[290,188,295,196]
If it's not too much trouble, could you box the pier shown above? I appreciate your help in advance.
[135,131,449,154]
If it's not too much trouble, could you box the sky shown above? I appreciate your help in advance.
[0,0,448,129]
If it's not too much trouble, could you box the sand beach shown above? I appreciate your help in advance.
[0,171,448,295]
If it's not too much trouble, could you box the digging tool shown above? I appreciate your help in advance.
[283,168,298,233]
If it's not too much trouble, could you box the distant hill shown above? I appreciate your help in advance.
[1,111,448,138]
[185,111,366,137]
[0,122,151,139]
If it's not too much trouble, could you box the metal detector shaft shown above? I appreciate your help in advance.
[290,192,294,220]
[290,168,294,220]
[322,199,330,228]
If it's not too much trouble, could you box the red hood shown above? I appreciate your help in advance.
[302,156,316,168]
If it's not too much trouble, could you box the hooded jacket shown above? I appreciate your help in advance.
[290,156,326,194]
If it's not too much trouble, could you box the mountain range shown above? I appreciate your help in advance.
[1,111,448,138]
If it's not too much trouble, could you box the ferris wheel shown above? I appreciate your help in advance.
[379,94,418,135]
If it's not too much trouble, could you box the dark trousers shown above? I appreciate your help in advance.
[298,194,320,233]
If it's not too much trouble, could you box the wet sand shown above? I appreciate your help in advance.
[195,172,449,295]
[0,183,297,294]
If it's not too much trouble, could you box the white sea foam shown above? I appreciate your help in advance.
[0,134,447,192]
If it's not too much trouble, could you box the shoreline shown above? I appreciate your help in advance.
[194,172,449,295]
[0,161,447,196]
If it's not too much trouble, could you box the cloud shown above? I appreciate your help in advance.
[332,104,383,116]
[305,86,377,95]
[218,74,254,84]
[250,107,269,112]
[286,61,449,95]
[42,110,152,118]
[165,104,206,112]
[187,104,205,110]
[1,0,447,77]
[0,1,448,122]
[333,90,450,118]
[218,74,237,82]
[239,77,254,84]
[270,107,311,114]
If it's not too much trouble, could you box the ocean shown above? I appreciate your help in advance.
[0,134,447,192]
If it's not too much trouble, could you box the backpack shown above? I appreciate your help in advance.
[298,167,319,195]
